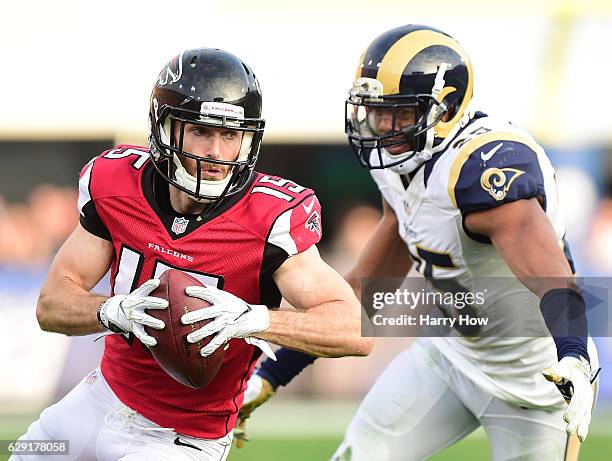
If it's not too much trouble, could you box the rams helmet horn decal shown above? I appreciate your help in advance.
[345,25,474,172]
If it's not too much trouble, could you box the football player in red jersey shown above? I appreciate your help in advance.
[12,48,372,461]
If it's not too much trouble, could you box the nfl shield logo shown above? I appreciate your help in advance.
[171,217,189,235]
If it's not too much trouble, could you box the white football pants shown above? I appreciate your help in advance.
[10,368,232,461]
[330,340,582,461]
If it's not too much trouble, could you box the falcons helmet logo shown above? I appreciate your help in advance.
[157,51,184,86]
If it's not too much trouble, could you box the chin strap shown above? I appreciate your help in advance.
[385,149,432,175]
[172,155,227,203]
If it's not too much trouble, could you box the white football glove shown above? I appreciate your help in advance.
[181,285,276,360]
[542,356,594,442]
[97,278,168,347]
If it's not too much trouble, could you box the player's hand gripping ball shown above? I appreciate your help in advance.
[146,269,225,388]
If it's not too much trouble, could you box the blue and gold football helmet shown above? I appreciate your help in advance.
[345,25,474,172]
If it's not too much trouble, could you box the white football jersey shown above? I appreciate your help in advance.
[371,113,596,409]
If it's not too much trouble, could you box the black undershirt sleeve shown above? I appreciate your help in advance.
[79,200,111,241]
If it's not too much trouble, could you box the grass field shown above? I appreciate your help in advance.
[2,400,611,460]
[225,434,612,461]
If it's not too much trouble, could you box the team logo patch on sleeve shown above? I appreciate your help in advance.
[171,217,189,235]
[305,211,321,237]
[480,167,525,201]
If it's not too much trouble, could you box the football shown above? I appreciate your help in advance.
[146,269,224,389]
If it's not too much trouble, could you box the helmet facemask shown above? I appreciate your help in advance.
[150,102,265,203]
[346,70,450,173]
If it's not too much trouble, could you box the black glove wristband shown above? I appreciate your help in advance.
[97,300,108,328]
[97,298,125,334]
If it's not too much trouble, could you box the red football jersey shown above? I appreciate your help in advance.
[78,145,322,437]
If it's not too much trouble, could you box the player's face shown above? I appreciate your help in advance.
[175,123,244,181]
[367,106,416,155]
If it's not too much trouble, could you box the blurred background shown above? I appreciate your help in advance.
[1,0,611,459]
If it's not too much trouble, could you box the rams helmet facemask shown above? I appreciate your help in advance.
[345,24,473,172]
[149,48,265,203]
[345,81,449,169]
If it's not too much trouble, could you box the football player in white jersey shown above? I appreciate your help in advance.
[237,25,600,460]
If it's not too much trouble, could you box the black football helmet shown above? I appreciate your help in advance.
[345,25,473,172]
[149,48,265,202]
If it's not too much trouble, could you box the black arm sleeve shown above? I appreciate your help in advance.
[257,348,318,389]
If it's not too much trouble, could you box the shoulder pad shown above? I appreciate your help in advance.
[447,131,547,213]
[250,173,314,202]
[230,173,322,254]
[88,145,151,200]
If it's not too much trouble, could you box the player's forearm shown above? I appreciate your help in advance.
[465,199,589,360]
[258,302,372,357]
[37,275,107,336]
[497,231,590,360]
[346,215,412,299]
[493,231,573,296]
